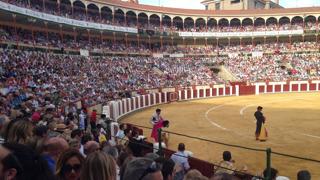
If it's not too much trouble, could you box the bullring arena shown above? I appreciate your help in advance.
[121,92,320,179]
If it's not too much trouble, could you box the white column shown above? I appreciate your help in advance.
[197,89,200,98]
[123,99,127,114]
[235,85,239,96]
[289,83,292,92]
[272,85,275,93]
[264,85,267,93]
[317,83,319,91]
[112,101,119,120]
[128,98,132,112]
[307,83,310,92]
[298,83,301,92]
[153,93,156,105]
[281,84,284,92]
[191,89,194,99]
[229,86,233,96]
[255,84,260,95]
[210,88,213,96]
[204,89,207,97]
[223,86,226,96]
[137,96,141,108]
[132,98,136,110]
[164,92,167,103]
[216,88,219,96]
[147,94,151,106]
[142,95,146,107]
[178,91,182,100]
[159,93,162,103]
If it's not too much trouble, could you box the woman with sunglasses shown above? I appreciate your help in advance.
[56,149,85,180]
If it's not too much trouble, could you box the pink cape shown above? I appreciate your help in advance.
[151,119,164,142]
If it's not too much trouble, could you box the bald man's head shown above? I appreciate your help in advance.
[43,137,69,160]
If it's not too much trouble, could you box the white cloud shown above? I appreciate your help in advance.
[280,0,320,8]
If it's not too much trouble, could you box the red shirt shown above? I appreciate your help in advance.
[90,111,97,123]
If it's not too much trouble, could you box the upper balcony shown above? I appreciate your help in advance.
[1,0,320,37]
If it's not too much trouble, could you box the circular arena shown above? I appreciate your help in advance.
[1,0,320,180]
[122,92,320,179]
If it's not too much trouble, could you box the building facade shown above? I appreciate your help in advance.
[201,0,282,10]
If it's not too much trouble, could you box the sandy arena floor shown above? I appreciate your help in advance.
[121,92,320,179]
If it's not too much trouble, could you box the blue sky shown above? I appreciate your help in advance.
[139,0,320,9]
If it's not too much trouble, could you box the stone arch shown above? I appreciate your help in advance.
[60,0,72,16]
[242,18,253,26]
[173,16,183,30]
[162,15,172,28]
[207,18,217,30]
[291,16,303,25]
[126,11,137,26]
[218,18,229,27]
[230,18,241,27]
[279,16,290,25]
[254,17,265,27]
[101,6,113,23]
[138,12,148,28]
[184,17,194,30]
[87,3,99,21]
[73,0,86,19]
[150,14,160,27]
[114,8,125,25]
[195,18,206,31]
[266,17,277,26]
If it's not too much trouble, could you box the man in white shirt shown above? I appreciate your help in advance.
[150,108,163,125]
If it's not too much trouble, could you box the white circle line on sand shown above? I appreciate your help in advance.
[239,96,320,140]
[204,104,227,130]
[299,133,320,139]
[239,97,309,116]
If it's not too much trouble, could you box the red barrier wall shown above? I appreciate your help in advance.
[181,90,186,100]
[301,84,307,91]
[199,89,204,98]
[310,83,316,91]
[239,85,255,95]
[267,85,273,93]
[187,90,191,99]
[193,90,198,98]
[275,85,281,92]
[145,95,149,106]
[292,84,298,91]
[206,89,210,97]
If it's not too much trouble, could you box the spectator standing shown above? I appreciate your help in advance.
[170,143,190,180]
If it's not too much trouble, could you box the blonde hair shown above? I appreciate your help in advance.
[81,151,116,180]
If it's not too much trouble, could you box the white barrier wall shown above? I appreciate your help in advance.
[106,81,320,121]
[107,85,238,121]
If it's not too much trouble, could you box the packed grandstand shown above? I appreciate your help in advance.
[0,0,319,179]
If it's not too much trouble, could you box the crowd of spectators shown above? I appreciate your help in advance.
[220,53,320,82]
[1,2,319,177]
[3,0,320,33]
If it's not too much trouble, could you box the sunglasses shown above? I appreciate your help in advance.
[62,164,82,173]
[138,161,162,180]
